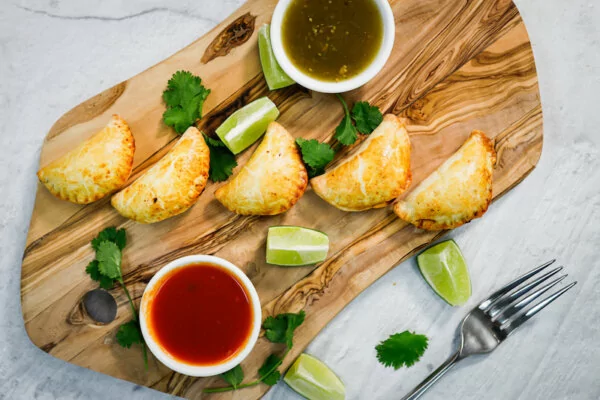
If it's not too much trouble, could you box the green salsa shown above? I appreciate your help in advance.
[281,0,384,82]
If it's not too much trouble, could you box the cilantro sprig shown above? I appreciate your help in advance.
[162,70,211,134]
[203,310,306,393]
[203,133,238,182]
[295,96,383,178]
[85,227,148,368]
[375,331,429,369]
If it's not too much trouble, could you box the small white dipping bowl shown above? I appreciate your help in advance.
[139,255,261,377]
[270,0,395,93]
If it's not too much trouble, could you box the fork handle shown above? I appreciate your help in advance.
[400,351,461,400]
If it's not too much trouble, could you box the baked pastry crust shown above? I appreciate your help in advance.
[215,122,308,215]
[111,126,209,223]
[311,114,412,211]
[37,115,135,204]
[394,130,497,230]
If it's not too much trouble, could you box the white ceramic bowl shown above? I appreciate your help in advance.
[139,255,261,377]
[270,0,395,93]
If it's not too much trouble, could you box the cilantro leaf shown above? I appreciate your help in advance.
[98,276,115,290]
[91,227,126,251]
[296,138,335,178]
[163,71,203,108]
[162,70,211,134]
[85,260,114,289]
[262,316,287,343]
[163,71,210,116]
[261,370,281,386]
[85,260,101,281]
[375,331,429,369]
[203,133,228,148]
[96,241,122,281]
[220,365,244,389]
[335,115,357,145]
[163,107,194,135]
[203,133,237,182]
[88,227,125,289]
[258,354,282,386]
[351,101,383,135]
[116,320,143,348]
[263,310,305,348]
[113,229,127,250]
[334,94,358,145]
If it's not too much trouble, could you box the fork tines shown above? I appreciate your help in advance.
[478,259,577,336]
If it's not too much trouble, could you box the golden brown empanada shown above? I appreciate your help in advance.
[37,115,135,204]
[111,126,209,223]
[394,130,496,230]
[310,114,411,211]
[215,122,308,215]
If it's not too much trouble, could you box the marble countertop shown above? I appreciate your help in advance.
[1,0,599,399]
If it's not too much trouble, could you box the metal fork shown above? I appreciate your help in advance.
[401,259,577,400]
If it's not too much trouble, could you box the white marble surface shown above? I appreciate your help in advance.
[0,0,599,399]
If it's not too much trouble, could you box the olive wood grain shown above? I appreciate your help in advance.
[21,0,542,398]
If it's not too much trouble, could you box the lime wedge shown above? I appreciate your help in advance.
[284,354,345,400]
[266,226,329,266]
[215,97,279,154]
[258,24,295,90]
[417,239,471,306]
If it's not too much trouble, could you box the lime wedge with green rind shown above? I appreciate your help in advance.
[215,96,279,154]
[266,226,329,266]
[258,24,295,90]
[284,354,345,400]
[417,239,471,306]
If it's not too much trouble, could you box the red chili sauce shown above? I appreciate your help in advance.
[147,263,253,365]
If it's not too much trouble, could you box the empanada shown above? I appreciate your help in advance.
[311,114,411,211]
[394,130,496,230]
[37,115,135,204]
[111,126,209,223]
[215,122,308,215]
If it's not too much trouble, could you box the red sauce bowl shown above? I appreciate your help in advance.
[140,255,261,376]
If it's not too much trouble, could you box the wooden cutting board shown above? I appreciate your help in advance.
[21,0,542,398]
